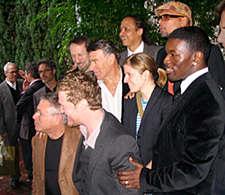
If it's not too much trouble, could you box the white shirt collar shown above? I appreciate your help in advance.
[180,67,208,94]
[127,41,144,57]
[79,110,104,149]
[5,79,16,90]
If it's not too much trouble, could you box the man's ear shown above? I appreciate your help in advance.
[137,28,143,37]
[181,17,190,27]
[192,51,204,66]
[53,69,56,76]
[108,53,116,64]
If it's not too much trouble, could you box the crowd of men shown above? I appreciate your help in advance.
[0,1,225,194]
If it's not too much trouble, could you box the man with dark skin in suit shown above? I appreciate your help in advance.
[117,27,225,194]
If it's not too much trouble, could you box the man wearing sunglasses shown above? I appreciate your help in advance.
[156,1,225,96]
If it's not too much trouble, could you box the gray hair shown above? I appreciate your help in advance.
[3,62,17,73]
[40,92,68,124]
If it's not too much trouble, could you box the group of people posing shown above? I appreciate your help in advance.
[0,1,225,194]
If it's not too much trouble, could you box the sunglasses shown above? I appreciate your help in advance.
[158,14,183,21]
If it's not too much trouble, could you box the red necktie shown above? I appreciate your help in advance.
[168,81,174,95]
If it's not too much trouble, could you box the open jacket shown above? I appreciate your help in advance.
[32,126,81,195]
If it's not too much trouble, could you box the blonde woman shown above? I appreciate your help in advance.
[122,53,173,166]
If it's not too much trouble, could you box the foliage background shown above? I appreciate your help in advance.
[0,0,222,81]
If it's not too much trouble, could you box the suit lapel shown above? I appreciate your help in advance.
[88,113,108,178]
[141,86,161,122]
[2,81,14,105]
[160,73,209,129]
[73,135,84,176]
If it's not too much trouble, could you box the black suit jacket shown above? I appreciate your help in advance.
[72,111,141,195]
[16,80,44,139]
[119,43,162,66]
[0,80,23,145]
[157,44,225,94]
[140,73,225,194]
[123,86,172,165]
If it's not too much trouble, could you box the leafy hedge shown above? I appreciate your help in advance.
[0,0,221,81]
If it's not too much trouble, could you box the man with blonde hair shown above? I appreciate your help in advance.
[57,71,141,195]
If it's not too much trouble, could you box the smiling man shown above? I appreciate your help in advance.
[119,15,161,65]
[57,71,141,195]
[117,27,225,194]
[156,1,225,95]
[68,36,92,72]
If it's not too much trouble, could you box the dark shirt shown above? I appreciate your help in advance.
[45,86,57,93]
[6,83,21,105]
[45,135,63,195]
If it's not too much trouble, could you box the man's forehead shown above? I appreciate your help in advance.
[38,99,49,109]
[121,17,135,25]
[89,49,104,58]
[70,42,86,49]
[166,38,187,51]
[8,65,17,70]
[38,63,49,69]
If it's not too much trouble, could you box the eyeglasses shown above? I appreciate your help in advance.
[8,71,18,74]
[158,14,183,21]
[36,111,52,116]
[38,69,52,74]
[36,110,60,116]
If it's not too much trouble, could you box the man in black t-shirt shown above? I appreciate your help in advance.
[32,92,80,195]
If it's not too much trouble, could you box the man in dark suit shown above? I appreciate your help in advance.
[57,71,141,195]
[33,59,57,112]
[16,62,44,182]
[88,39,129,122]
[0,62,23,189]
[155,1,225,95]
[119,15,162,65]
[117,27,225,194]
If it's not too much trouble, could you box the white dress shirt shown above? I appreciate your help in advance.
[97,69,123,122]
[127,41,144,57]
[180,67,209,94]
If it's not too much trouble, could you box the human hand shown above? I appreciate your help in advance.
[117,157,143,189]
[124,91,135,99]
[35,131,45,139]
[18,69,26,79]
[1,133,8,139]
[22,79,29,91]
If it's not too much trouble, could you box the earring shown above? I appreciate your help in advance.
[192,62,197,66]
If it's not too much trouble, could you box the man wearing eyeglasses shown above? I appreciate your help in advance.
[156,1,225,96]
[33,59,57,112]
[0,62,23,189]
[32,92,80,195]
[16,62,44,183]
